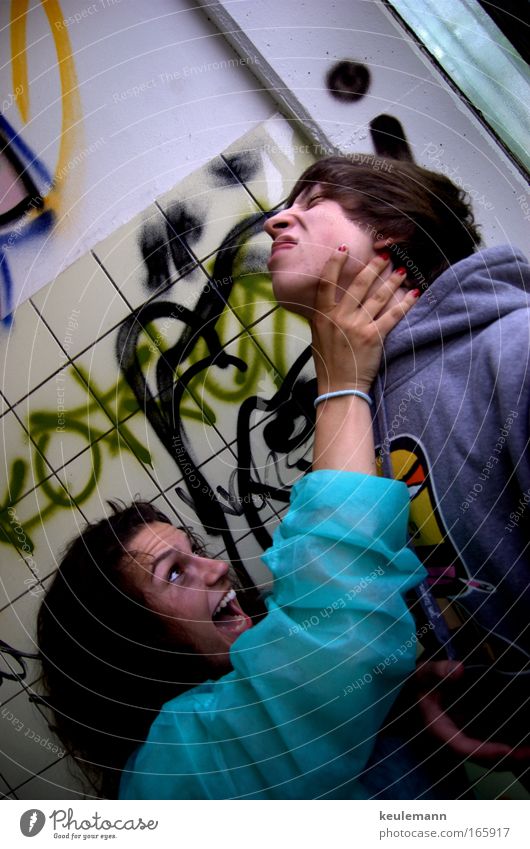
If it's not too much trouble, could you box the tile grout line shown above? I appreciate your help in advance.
[90,249,136,312]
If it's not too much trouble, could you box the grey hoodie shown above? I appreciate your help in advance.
[374,245,530,742]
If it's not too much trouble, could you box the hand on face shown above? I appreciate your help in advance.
[311,247,418,394]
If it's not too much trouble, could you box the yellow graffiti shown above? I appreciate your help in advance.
[9,0,84,213]
[10,0,30,124]
[41,0,83,208]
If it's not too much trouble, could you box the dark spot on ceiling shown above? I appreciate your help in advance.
[326,61,371,103]
[369,114,414,162]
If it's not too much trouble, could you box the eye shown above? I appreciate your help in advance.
[307,195,324,208]
[167,563,183,583]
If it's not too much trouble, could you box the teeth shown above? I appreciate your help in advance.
[213,588,236,617]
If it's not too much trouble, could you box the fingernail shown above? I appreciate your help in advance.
[379,251,390,261]
[411,289,421,298]
[395,267,407,275]
[338,244,348,252]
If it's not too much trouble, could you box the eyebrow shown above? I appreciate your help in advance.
[295,187,321,206]
[294,188,311,202]
[149,546,188,581]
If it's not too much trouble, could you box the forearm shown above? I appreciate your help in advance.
[312,394,376,475]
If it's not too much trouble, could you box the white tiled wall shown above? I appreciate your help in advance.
[0,116,315,798]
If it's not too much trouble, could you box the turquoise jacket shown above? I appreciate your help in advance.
[120,470,426,799]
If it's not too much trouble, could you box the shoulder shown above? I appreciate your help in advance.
[119,683,223,799]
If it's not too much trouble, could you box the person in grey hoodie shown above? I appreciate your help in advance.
[265,154,530,775]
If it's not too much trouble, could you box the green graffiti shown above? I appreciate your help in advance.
[0,231,302,566]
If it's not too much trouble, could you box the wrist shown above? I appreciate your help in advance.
[314,388,373,409]
[316,380,372,395]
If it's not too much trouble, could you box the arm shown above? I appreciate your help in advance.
[122,472,425,799]
[120,252,423,799]
[416,660,530,765]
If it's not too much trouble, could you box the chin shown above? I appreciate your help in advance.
[207,652,234,676]
[272,281,314,319]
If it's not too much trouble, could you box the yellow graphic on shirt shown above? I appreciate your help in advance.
[378,435,471,597]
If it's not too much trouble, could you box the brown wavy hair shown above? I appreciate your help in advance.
[37,501,215,798]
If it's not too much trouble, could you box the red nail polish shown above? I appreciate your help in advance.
[411,289,421,298]
[395,267,407,275]
[379,251,390,261]
[338,244,348,252]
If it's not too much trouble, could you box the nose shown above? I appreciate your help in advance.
[195,555,230,587]
[264,206,294,238]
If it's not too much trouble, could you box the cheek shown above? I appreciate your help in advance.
[162,607,213,650]
[145,588,203,636]
[294,243,331,285]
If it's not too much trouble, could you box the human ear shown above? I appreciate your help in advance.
[373,236,400,268]
[373,236,396,251]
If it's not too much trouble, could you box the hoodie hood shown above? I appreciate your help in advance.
[384,245,530,365]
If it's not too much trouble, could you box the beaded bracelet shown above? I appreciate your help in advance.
[314,389,373,408]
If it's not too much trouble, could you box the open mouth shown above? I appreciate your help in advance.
[212,588,253,638]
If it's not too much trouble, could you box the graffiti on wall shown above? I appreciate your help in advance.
[0,0,83,317]
[0,130,319,691]
[0,105,434,695]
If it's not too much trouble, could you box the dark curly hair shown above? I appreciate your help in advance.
[37,501,216,799]
[286,154,482,287]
